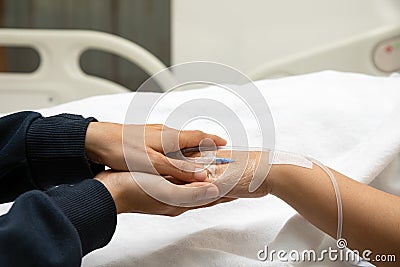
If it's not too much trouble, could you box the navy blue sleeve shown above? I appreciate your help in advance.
[0,111,39,202]
[0,111,116,266]
[0,179,117,267]
[0,111,104,202]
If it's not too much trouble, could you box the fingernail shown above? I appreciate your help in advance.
[204,187,219,199]
[194,168,207,181]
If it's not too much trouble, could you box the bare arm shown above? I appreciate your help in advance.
[208,150,400,265]
[270,164,400,265]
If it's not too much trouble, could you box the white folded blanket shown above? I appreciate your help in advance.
[1,71,400,266]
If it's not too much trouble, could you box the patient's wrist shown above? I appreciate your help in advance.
[269,164,311,200]
[265,164,287,196]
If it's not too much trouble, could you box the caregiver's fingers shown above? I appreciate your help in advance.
[178,130,227,149]
[179,184,237,205]
[131,172,219,206]
[155,157,210,182]
[174,183,220,204]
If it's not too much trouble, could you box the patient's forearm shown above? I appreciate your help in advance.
[199,149,399,264]
[270,164,400,264]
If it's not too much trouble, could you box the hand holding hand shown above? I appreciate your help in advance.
[85,122,227,182]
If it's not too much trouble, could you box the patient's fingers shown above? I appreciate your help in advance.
[155,156,210,182]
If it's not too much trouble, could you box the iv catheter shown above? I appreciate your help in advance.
[166,146,234,165]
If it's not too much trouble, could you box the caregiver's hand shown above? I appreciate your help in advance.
[85,122,227,182]
[95,171,229,215]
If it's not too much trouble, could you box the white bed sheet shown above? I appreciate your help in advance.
[1,71,400,266]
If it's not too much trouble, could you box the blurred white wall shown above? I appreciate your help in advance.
[172,0,400,76]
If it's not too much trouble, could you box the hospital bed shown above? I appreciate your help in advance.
[247,24,400,80]
[1,26,400,113]
[0,29,175,113]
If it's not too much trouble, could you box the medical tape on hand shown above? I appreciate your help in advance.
[249,150,313,193]
[193,151,217,176]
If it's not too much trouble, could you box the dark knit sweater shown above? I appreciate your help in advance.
[0,111,117,266]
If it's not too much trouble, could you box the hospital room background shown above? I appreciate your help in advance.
[0,0,399,112]
[0,1,400,266]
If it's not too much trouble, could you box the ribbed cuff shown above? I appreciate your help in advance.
[46,179,117,255]
[26,114,104,189]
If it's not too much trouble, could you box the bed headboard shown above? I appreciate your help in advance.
[0,29,175,113]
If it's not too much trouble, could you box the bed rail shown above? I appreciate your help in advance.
[0,29,174,113]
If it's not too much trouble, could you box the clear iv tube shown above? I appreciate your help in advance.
[306,157,343,241]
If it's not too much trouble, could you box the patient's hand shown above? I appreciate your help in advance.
[85,123,226,182]
[186,150,274,198]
